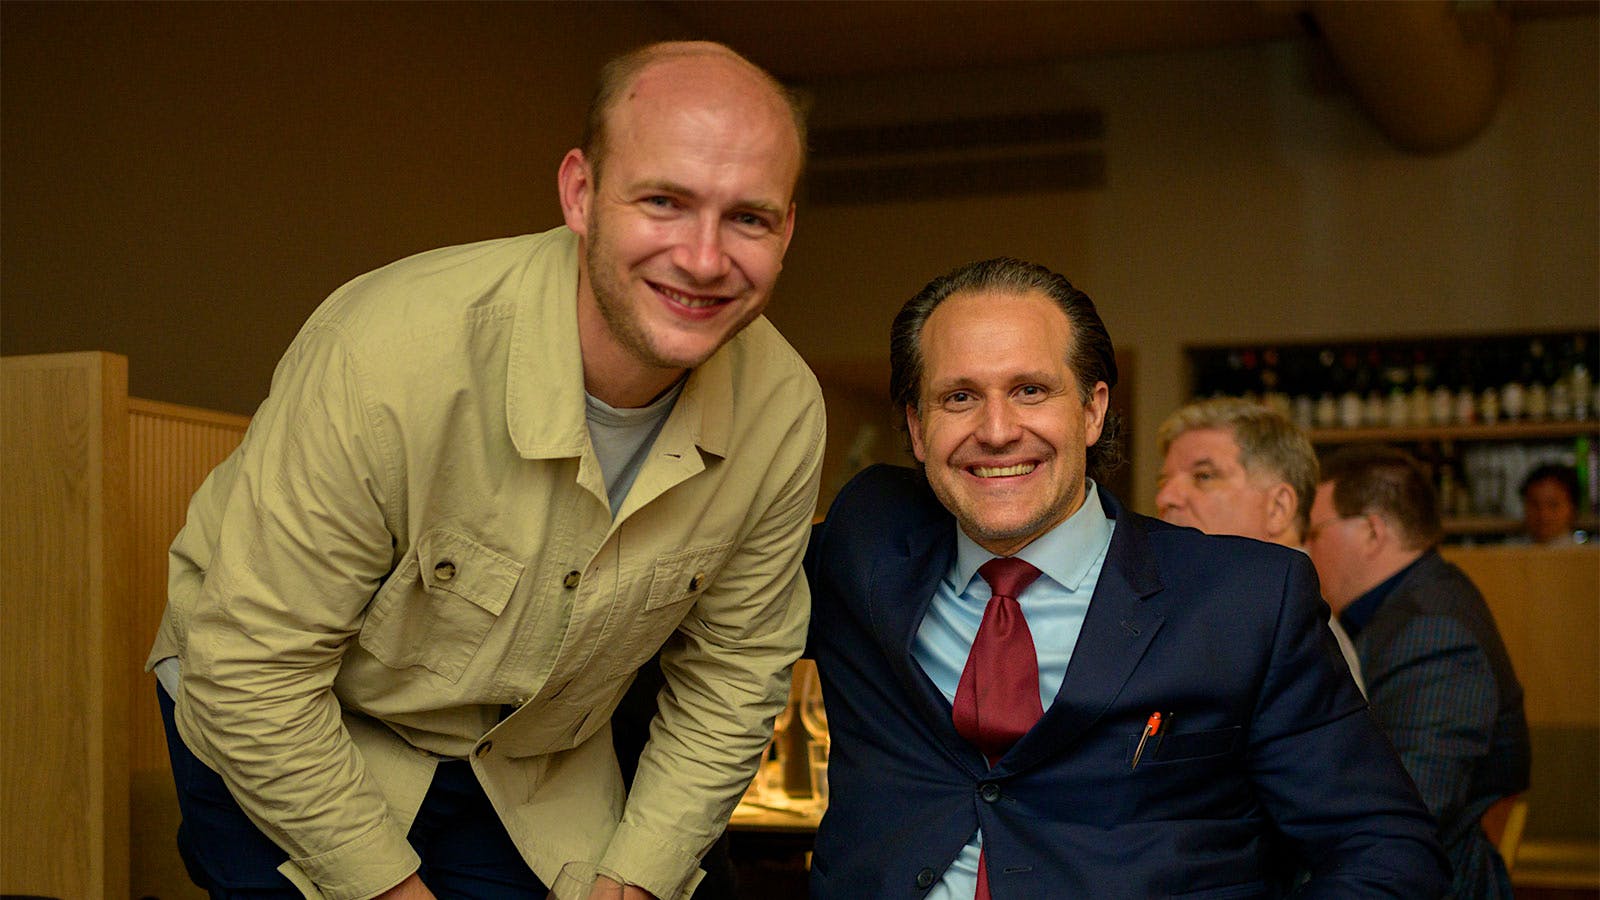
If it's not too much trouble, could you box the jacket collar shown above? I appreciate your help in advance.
[504,226,733,462]
[868,510,964,762]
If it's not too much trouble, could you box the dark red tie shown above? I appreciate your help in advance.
[952,557,1044,900]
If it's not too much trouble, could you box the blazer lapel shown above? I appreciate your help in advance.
[1003,488,1165,772]
[866,516,981,765]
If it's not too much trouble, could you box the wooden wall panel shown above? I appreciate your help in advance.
[1442,545,1599,728]
[127,397,249,900]
[1443,545,1600,868]
[1,352,131,899]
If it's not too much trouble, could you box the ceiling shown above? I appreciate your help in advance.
[658,0,1596,82]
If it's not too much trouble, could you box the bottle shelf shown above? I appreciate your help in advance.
[1186,332,1600,545]
[1309,421,1600,445]
[1443,515,1599,537]
[1443,516,1524,535]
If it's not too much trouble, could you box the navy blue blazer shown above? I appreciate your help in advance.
[804,465,1448,899]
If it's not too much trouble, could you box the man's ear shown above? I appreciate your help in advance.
[557,149,594,236]
[1263,482,1298,542]
[1360,512,1390,557]
[905,404,927,463]
[1083,381,1110,446]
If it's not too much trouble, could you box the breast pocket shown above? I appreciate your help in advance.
[360,528,524,682]
[610,542,735,673]
[1126,725,1243,766]
[644,542,735,612]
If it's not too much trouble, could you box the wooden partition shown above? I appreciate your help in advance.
[1,353,249,899]
[2,352,132,899]
[128,398,250,900]
[1442,544,1600,889]
[1444,545,1600,727]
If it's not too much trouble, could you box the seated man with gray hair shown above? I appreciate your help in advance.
[1156,397,1362,691]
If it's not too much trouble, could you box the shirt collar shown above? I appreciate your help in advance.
[506,225,733,460]
[1339,548,1434,636]
[953,480,1113,595]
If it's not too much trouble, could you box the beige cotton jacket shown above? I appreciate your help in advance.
[146,226,825,900]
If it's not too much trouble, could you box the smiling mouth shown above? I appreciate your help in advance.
[970,463,1036,478]
[654,282,728,310]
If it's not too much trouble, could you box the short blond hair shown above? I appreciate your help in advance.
[1158,397,1318,537]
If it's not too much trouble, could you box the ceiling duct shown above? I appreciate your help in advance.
[1307,0,1513,153]
[798,66,1106,206]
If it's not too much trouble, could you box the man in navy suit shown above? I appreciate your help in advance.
[1306,446,1530,900]
[804,257,1448,899]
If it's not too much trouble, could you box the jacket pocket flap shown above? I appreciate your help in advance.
[418,529,523,615]
[1153,724,1241,763]
[645,542,735,611]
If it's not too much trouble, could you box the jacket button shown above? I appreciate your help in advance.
[474,740,493,758]
[688,571,706,591]
[562,570,581,589]
[980,782,1001,803]
[433,561,456,582]
[915,867,937,889]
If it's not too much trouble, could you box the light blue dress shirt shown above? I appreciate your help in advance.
[910,483,1115,900]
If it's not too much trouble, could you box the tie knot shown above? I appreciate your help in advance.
[978,556,1042,601]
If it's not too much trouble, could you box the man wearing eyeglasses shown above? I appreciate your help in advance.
[1305,445,1531,900]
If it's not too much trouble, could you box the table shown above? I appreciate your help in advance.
[726,795,821,898]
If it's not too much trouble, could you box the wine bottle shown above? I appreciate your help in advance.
[1315,348,1339,429]
[1409,348,1434,428]
[1501,341,1527,422]
[1430,348,1455,426]
[1338,349,1365,429]
[1570,334,1593,422]
[1362,348,1386,427]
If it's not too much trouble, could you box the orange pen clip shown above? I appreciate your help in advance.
[1130,711,1164,771]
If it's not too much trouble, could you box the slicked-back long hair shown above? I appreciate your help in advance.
[889,257,1124,482]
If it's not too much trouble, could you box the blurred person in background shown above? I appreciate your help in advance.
[1306,445,1531,900]
[1156,397,1362,692]
[1520,463,1586,544]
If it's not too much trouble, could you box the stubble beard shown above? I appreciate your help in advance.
[925,457,1084,554]
[584,211,774,375]
[584,214,688,374]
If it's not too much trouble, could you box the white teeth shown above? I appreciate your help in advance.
[972,463,1035,478]
[659,285,722,308]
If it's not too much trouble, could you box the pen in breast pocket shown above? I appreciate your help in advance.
[1131,711,1166,770]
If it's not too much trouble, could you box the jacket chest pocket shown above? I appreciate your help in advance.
[644,542,735,611]
[360,529,524,682]
[609,542,735,674]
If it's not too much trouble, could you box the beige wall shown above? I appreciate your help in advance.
[769,17,1600,510]
[3,5,1596,512]
[1,2,684,412]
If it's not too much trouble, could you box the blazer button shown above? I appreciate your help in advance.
[979,782,1001,803]
[433,561,456,582]
[915,868,937,889]
[688,571,706,591]
[474,740,493,758]
[562,570,581,589]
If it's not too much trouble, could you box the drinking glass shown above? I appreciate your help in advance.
[546,861,599,900]
[807,739,830,808]
[798,661,828,745]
